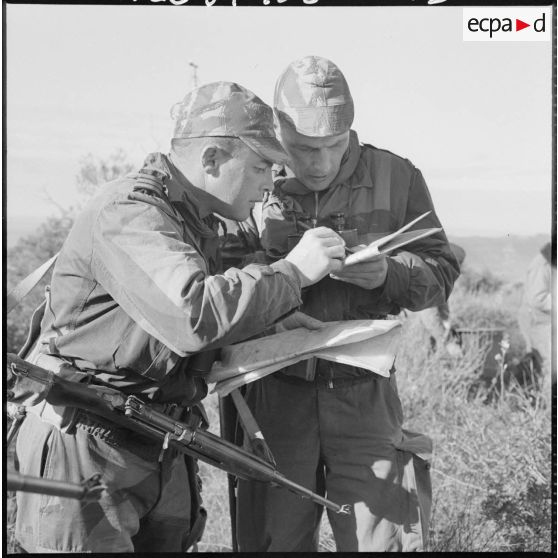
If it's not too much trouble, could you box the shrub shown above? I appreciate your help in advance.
[396,303,551,552]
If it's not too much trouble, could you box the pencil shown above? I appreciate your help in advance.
[294,219,353,255]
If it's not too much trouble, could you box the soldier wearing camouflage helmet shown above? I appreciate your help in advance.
[234,57,460,552]
[13,81,346,553]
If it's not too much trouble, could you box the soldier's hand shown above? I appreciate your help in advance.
[275,311,324,333]
[285,227,345,288]
[330,255,388,290]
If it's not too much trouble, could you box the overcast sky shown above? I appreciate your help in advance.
[5,4,553,238]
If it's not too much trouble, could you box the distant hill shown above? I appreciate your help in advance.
[449,234,551,285]
[5,217,550,285]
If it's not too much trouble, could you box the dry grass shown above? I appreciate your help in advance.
[397,306,552,551]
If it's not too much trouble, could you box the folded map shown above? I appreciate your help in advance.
[208,319,402,396]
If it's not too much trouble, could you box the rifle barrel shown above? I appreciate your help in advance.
[7,472,100,501]
[127,402,350,514]
[267,470,351,515]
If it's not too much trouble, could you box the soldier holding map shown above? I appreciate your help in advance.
[234,56,460,552]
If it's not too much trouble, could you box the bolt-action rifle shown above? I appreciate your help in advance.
[7,353,350,516]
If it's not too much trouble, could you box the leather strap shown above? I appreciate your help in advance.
[230,388,276,467]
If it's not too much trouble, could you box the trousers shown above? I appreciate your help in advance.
[236,372,432,552]
[15,411,191,553]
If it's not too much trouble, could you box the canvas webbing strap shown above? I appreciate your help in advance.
[6,253,59,450]
[230,388,276,467]
[7,252,59,314]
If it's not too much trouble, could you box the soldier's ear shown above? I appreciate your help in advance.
[201,145,219,176]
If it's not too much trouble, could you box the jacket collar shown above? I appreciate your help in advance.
[280,129,364,196]
[138,152,217,236]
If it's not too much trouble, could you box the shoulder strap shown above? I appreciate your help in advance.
[7,252,59,314]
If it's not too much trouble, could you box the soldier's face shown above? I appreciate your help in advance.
[208,145,272,221]
[278,125,350,192]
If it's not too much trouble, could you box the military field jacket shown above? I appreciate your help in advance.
[225,131,460,381]
[258,131,460,321]
[35,153,302,404]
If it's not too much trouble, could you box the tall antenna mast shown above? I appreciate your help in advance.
[189,62,199,88]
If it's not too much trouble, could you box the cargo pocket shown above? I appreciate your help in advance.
[15,414,55,480]
[15,415,57,551]
[37,432,59,515]
[35,425,86,552]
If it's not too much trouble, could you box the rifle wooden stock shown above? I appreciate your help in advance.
[7,353,350,516]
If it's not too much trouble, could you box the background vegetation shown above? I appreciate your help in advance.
[6,153,553,552]
[195,281,552,552]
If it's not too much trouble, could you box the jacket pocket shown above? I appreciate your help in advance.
[113,321,181,382]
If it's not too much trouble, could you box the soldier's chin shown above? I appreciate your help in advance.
[236,205,252,221]
[302,176,332,192]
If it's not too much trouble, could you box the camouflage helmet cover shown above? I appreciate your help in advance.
[171,81,289,165]
[274,56,354,137]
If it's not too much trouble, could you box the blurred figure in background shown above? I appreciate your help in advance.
[418,242,466,357]
[517,242,553,392]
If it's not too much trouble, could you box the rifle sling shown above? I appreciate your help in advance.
[230,388,276,467]
[9,353,348,515]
